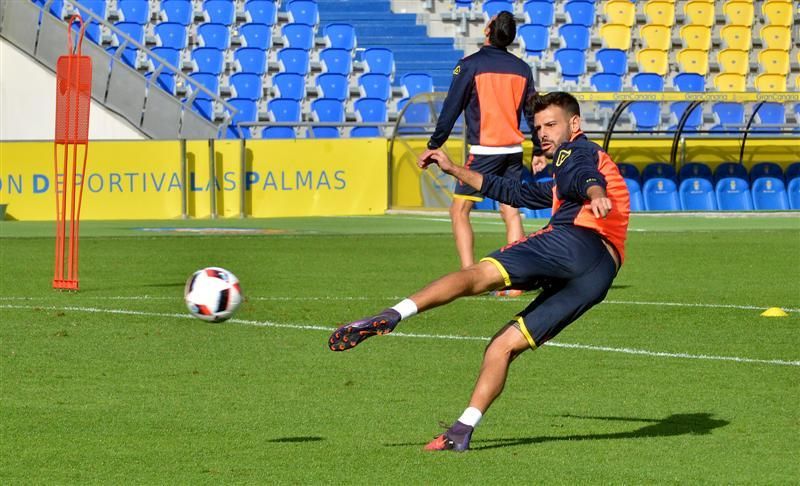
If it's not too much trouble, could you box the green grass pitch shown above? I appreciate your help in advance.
[1,214,798,483]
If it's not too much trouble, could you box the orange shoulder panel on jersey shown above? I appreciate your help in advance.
[571,150,631,263]
[474,72,527,147]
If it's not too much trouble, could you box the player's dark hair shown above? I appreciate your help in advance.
[530,92,581,117]
[488,11,516,49]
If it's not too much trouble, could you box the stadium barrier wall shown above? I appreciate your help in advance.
[0,139,388,220]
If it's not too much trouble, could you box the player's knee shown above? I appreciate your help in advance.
[463,261,506,292]
[450,199,473,219]
[485,325,528,360]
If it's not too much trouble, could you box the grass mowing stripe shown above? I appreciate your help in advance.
[3,303,798,367]
[1,295,796,313]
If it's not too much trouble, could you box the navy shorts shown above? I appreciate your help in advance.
[481,225,617,348]
[454,152,523,201]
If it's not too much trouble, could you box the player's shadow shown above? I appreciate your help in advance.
[471,412,729,451]
[267,436,325,443]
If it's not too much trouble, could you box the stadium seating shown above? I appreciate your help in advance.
[234,48,268,76]
[714,73,747,92]
[358,74,392,101]
[679,178,717,211]
[240,23,273,50]
[518,24,550,58]
[785,163,800,183]
[287,0,320,26]
[717,50,750,76]
[760,25,792,51]
[632,73,664,92]
[749,162,784,182]
[644,1,675,26]
[524,1,555,26]
[564,1,596,27]
[263,99,301,139]
[596,49,627,76]
[617,163,642,183]
[146,72,176,96]
[229,73,263,101]
[591,73,623,93]
[272,73,306,101]
[482,0,514,19]
[643,178,680,211]
[711,103,745,131]
[762,0,793,26]
[324,24,357,51]
[319,48,353,75]
[677,49,709,75]
[755,74,787,92]
[788,179,800,210]
[554,49,586,83]
[720,25,752,51]
[227,98,258,139]
[673,73,705,92]
[684,1,714,27]
[625,178,645,212]
[751,177,789,210]
[679,25,711,51]
[604,0,636,27]
[642,163,678,183]
[758,50,790,76]
[118,0,150,25]
[316,73,349,101]
[679,163,713,182]
[148,47,181,74]
[245,1,278,25]
[723,1,755,27]
[559,24,590,50]
[197,23,230,49]
[352,98,388,137]
[309,98,345,138]
[277,48,310,75]
[713,163,748,184]
[754,103,786,131]
[599,24,631,50]
[160,0,193,26]
[282,23,315,50]
[628,102,661,130]
[204,0,236,26]
[362,48,395,76]
[112,22,145,67]
[192,47,225,75]
[716,178,753,210]
[155,22,187,50]
[401,73,434,98]
[637,49,669,76]
[639,24,671,51]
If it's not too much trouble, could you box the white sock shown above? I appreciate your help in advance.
[391,298,418,320]
[457,407,483,428]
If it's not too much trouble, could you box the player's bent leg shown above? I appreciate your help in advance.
[450,197,475,269]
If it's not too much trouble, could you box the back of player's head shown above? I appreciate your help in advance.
[531,92,581,118]
[488,12,516,49]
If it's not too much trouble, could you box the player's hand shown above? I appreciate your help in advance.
[590,197,613,219]
[531,154,548,175]
[418,149,455,174]
[417,149,440,169]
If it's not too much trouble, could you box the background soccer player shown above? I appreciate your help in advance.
[329,92,630,452]
[418,12,546,281]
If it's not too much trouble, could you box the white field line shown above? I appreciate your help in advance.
[1,295,796,313]
[1,303,798,368]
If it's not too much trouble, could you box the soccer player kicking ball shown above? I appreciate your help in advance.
[328,92,631,452]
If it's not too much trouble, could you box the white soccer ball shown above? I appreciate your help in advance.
[184,267,243,322]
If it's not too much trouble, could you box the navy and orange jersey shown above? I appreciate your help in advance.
[480,132,631,262]
[426,45,543,155]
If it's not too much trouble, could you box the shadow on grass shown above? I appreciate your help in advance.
[386,413,729,450]
[471,413,729,451]
[267,436,325,443]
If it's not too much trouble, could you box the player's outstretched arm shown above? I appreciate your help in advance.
[418,149,484,191]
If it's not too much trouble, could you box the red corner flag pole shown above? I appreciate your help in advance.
[53,16,92,290]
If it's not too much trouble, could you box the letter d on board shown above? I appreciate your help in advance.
[33,174,50,194]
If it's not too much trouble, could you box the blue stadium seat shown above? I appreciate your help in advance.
[401,73,434,98]
[678,163,712,182]
[287,0,319,26]
[564,0,596,27]
[192,47,225,75]
[751,177,789,210]
[146,72,176,95]
[643,178,680,211]
[754,103,786,132]
[679,178,717,211]
[155,22,187,49]
[483,0,514,20]
[310,98,345,138]
[73,20,102,45]
[263,98,301,138]
[628,102,661,130]
[315,73,349,101]
[785,162,800,183]
[715,177,753,210]
[554,49,586,83]
[227,98,258,139]
[204,0,235,26]
[112,22,145,67]
[673,73,706,92]
[76,0,107,18]
[398,97,431,133]
[271,73,306,100]
[160,0,193,26]
[358,73,391,101]
[245,0,277,25]
[518,24,550,59]
[625,178,645,211]
[319,48,353,75]
[749,162,784,182]
[632,72,664,91]
[282,23,314,50]
[596,49,627,76]
[148,47,181,74]
[363,48,395,76]
[197,23,231,49]
[536,207,553,219]
[523,0,555,26]
[711,102,745,132]
[117,0,149,24]
[669,102,702,131]
[189,72,219,100]
[590,73,622,110]
[454,0,475,9]
[352,98,388,137]
[324,23,356,51]
[642,163,677,182]
[239,23,272,50]
[617,163,641,184]
[234,47,267,75]
[788,178,800,210]
[190,98,215,121]
[230,73,263,101]
[277,48,310,75]
[559,24,590,50]
[713,163,748,184]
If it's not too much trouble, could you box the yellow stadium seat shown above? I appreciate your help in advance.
[723,1,755,27]
[677,49,709,75]
[683,1,715,27]
[644,1,675,27]
[599,24,632,50]
[717,49,750,75]
[758,49,790,75]
[637,49,670,76]
[714,73,747,92]
[639,24,672,50]
[762,1,793,26]
[679,25,711,51]
[755,73,786,92]
[720,25,752,51]
[759,25,792,51]
[603,0,637,27]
